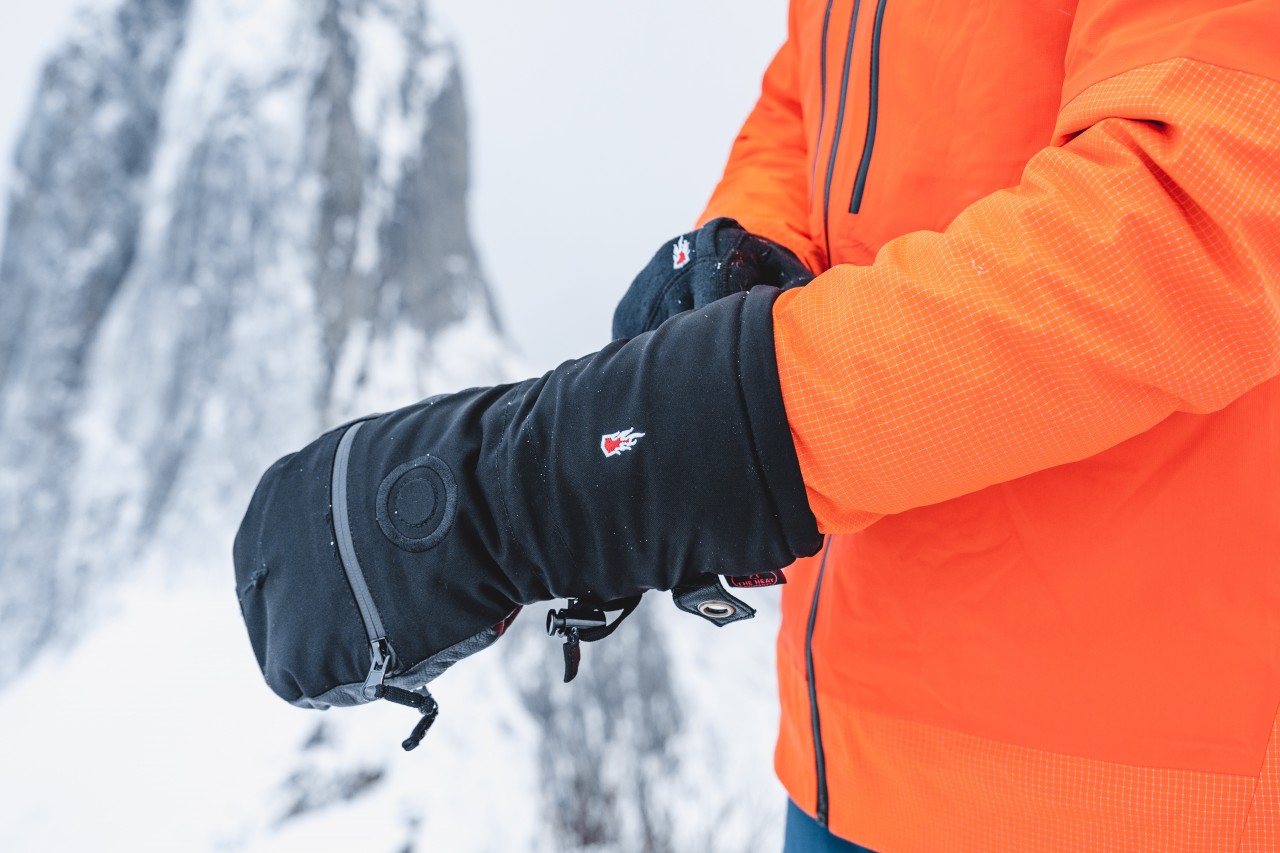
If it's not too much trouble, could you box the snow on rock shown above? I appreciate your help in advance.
[0,0,785,850]
[0,0,505,686]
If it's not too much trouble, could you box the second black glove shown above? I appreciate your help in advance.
[612,217,813,340]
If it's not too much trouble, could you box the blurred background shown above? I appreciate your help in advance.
[0,0,790,850]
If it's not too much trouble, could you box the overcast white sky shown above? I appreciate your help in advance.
[0,0,787,374]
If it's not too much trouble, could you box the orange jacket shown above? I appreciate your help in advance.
[701,1,1280,850]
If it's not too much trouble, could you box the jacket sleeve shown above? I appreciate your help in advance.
[775,1,1280,533]
[696,5,824,274]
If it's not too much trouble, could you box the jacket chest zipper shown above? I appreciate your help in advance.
[819,0,862,265]
[806,537,833,826]
[850,0,888,214]
[808,0,837,205]
[818,0,889,261]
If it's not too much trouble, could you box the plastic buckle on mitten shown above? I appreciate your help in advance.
[546,602,605,683]
[671,574,756,626]
[545,596,642,683]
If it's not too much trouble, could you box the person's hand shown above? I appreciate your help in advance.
[235,287,821,748]
[612,217,813,340]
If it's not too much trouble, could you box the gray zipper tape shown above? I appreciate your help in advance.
[332,422,390,652]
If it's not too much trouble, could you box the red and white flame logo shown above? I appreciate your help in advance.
[601,428,646,458]
[672,235,691,270]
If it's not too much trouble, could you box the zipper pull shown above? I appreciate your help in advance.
[377,684,440,751]
[561,628,581,683]
[401,694,439,751]
[362,637,391,700]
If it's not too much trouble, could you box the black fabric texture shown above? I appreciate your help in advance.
[612,217,814,340]
[234,285,822,709]
[234,426,371,707]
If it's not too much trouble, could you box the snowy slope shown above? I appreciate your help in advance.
[0,1,786,849]
[0,568,786,851]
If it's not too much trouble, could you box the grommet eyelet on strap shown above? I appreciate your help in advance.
[697,600,736,619]
[672,574,756,626]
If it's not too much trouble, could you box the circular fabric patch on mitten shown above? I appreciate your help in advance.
[376,455,457,552]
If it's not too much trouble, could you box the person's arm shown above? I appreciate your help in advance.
[698,4,823,274]
[774,1,1280,532]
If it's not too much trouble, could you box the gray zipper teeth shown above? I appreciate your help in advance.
[332,422,389,650]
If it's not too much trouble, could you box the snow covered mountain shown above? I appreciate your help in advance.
[0,1,786,850]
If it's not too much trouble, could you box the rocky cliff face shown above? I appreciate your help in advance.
[0,1,784,849]
[0,0,502,682]
[0,0,193,681]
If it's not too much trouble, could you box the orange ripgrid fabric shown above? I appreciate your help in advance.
[776,657,1280,852]
[1243,709,1280,850]
[772,60,1280,532]
[696,2,1280,848]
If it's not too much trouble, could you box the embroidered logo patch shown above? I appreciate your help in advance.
[672,235,691,269]
[601,428,645,458]
[725,571,788,588]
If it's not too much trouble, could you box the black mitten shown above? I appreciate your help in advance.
[612,217,813,340]
[234,287,821,746]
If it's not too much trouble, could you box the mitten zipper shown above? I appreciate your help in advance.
[332,421,394,699]
[333,421,439,751]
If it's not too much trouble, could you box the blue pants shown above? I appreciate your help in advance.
[783,801,878,852]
